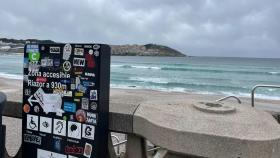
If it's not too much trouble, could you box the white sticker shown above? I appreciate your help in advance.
[73,58,85,67]
[90,90,98,101]
[81,98,89,110]
[50,47,60,54]
[28,88,64,116]
[63,44,72,60]
[68,155,78,158]
[41,58,53,67]
[74,48,84,56]
[82,124,95,140]
[39,117,52,134]
[53,119,66,136]
[92,44,100,50]
[67,121,81,139]
[37,149,67,158]
[26,114,38,131]
[83,143,93,158]
[94,50,99,57]
[63,61,72,72]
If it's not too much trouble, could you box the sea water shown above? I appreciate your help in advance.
[0,54,280,100]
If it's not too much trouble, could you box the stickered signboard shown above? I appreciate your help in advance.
[22,43,110,158]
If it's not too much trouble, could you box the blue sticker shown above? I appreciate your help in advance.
[61,79,71,84]
[24,58,29,64]
[64,102,76,113]
[53,139,61,152]
[83,81,95,87]
[54,58,60,67]
[26,45,39,53]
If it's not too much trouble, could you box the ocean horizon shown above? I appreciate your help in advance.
[0,53,280,100]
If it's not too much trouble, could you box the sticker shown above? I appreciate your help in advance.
[77,84,87,93]
[83,81,95,87]
[85,72,95,77]
[34,106,40,113]
[74,48,84,56]
[53,119,66,136]
[93,44,100,50]
[50,47,60,54]
[71,84,76,90]
[75,92,83,97]
[24,58,29,68]
[28,88,64,116]
[85,50,96,68]
[82,124,95,140]
[65,145,84,155]
[23,104,30,113]
[73,68,83,75]
[28,52,40,62]
[68,155,78,158]
[60,79,71,84]
[36,77,47,83]
[63,116,68,121]
[75,77,81,89]
[63,61,71,72]
[37,149,67,158]
[81,98,89,110]
[83,143,92,158]
[76,109,87,123]
[94,50,99,57]
[90,102,97,110]
[74,98,80,102]
[24,89,31,96]
[86,112,97,125]
[39,117,52,134]
[41,58,53,67]
[26,44,39,53]
[67,121,82,139]
[73,58,85,67]
[53,139,62,152]
[90,90,98,101]
[24,75,29,83]
[64,102,77,113]
[63,43,72,60]
[63,91,73,97]
[27,114,38,131]
[84,45,92,48]
[28,61,40,72]
[24,134,42,145]
[54,58,60,67]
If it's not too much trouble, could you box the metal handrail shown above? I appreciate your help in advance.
[111,135,121,155]
[251,85,280,107]
[113,140,127,147]
[216,96,242,104]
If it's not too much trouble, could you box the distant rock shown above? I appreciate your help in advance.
[0,38,187,57]
[111,44,186,57]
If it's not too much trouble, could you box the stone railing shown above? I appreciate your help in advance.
[1,89,280,158]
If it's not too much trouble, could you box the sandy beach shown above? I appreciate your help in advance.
[0,77,279,156]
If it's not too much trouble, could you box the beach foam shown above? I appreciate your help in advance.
[0,72,23,80]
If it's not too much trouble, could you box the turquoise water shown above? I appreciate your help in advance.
[0,54,280,100]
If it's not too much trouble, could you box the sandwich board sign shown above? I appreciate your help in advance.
[22,43,110,158]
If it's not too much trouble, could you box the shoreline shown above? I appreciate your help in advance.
[0,76,279,112]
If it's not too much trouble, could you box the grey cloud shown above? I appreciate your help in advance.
[0,0,280,58]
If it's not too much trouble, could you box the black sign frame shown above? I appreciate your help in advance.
[22,43,110,158]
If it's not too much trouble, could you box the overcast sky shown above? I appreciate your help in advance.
[0,0,279,58]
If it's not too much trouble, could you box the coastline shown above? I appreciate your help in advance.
[0,76,279,111]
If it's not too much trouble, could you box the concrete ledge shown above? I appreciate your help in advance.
[133,99,280,158]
